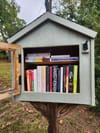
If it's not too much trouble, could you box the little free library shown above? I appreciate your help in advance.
[0,12,97,105]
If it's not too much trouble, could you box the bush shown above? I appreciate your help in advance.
[0,53,8,60]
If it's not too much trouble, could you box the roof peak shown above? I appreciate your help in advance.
[7,12,97,43]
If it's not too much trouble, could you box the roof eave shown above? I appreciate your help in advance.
[7,12,97,43]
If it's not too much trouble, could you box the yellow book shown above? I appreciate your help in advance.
[73,65,78,93]
[35,58,42,62]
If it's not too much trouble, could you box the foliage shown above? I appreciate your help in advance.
[95,45,100,106]
[54,0,100,105]
[0,0,26,42]
[55,0,78,21]
[76,0,100,29]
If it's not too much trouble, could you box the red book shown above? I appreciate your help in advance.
[66,66,69,93]
[49,66,53,92]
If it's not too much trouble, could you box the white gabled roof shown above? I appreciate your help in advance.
[7,12,97,43]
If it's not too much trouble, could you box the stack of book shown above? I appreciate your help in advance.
[25,53,50,62]
[26,65,79,93]
[50,55,79,62]
[25,54,79,63]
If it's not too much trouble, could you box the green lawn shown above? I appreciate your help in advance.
[0,61,12,89]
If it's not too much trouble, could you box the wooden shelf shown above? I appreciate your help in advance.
[25,60,79,65]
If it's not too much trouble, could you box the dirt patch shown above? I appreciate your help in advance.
[0,99,100,133]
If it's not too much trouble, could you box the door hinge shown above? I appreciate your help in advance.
[19,75,21,85]
[18,54,21,63]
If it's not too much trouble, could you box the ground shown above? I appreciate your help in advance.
[0,61,100,133]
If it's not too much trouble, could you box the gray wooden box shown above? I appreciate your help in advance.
[7,12,97,105]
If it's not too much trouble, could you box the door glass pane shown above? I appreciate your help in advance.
[0,51,12,99]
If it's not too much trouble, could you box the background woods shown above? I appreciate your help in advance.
[0,0,100,132]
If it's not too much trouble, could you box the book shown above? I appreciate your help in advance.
[34,69,38,92]
[30,70,34,91]
[52,65,58,92]
[49,66,53,92]
[37,66,42,92]
[60,66,63,93]
[73,65,78,93]
[41,66,46,92]
[46,66,50,92]
[51,57,79,62]
[26,70,30,91]
[51,55,70,59]
[25,53,50,62]
[63,65,66,93]
[65,66,69,93]
[68,65,74,93]
[26,70,33,91]
[57,67,60,92]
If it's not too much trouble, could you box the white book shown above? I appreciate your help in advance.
[37,66,42,92]
[60,67,63,93]
[51,55,70,59]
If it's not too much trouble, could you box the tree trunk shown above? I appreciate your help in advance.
[31,102,77,133]
[47,104,58,133]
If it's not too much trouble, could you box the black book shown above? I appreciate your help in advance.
[57,66,60,92]
[68,65,74,93]
[63,65,66,93]
[52,65,58,92]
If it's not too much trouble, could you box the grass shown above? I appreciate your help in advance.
[0,61,11,89]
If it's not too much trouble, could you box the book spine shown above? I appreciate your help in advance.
[65,66,69,93]
[42,66,46,92]
[52,65,58,92]
[46,66,50,92]
[57,67,60,92]
[37,66,42,92]
[73,65,78,93]
[26,70,30,91]
[49,66,53,92]
[31,70,34,91]
[68,65,74,93]
[63,65,66,93]
[60,67,63,93]
[34,69,37,92]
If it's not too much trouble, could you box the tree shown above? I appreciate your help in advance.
[76,0,100,29]
[54,0,100,106]
[54,0,78,21]
[0,0,26,42]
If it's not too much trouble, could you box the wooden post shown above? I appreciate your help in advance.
[31,102,77,133]
[47,104,58,133]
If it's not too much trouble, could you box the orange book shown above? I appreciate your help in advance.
[41,66,46,92]
[26,70,30,91]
